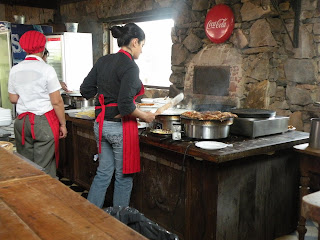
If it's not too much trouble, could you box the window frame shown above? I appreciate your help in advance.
[102,8,175,89]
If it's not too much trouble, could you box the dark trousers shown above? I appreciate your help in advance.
[14,114,56,178]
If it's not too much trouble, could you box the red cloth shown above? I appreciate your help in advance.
[122,84,144,174]
[18,110,60,168]
[25,57,39,61]
[18,112,36,145]
[95,94,118,153]
[19,30,46,54]
[44,110,60,168]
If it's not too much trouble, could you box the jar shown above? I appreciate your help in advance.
[172,122,181,140]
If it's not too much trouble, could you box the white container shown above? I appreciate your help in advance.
[65,22,78,32]
[0,119,12,127]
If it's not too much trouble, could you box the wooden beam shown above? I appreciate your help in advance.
[98,8,175,24]
[1,0,58,9]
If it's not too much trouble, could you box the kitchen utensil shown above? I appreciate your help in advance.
[309,118,320,149]
[155,93,184,115]
[172,122,182,140]
[65,22,78,32]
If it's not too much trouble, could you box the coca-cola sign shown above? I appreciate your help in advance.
[204,4,235,44]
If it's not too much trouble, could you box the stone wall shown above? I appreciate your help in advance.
[57,0,320,131]
[1,4,54,25]
[2,1,319,131]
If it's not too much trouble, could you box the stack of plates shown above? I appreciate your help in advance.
[0,108,12,127]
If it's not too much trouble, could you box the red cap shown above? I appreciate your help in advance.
[19,30,46,54]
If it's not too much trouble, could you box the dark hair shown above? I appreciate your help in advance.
[44,48,49,57]
[110,23,145,47]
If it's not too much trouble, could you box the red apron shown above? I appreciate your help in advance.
[18,110,60,168]
[18,56,60,168]
[95,49,144,174]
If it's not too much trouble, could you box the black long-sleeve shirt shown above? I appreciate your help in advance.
[80,51,142,119]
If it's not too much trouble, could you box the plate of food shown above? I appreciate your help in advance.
[149,129,173,135]
[195,141,231,150]
[288,125,296,131]
[138,103,156,108]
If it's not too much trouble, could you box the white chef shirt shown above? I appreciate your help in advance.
[8,55,61,115]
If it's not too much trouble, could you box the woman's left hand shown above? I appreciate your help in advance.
[59,125,68,138]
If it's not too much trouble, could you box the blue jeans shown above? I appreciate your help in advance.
[87,121,133,208]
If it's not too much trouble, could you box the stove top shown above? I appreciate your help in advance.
[230,116,289,138]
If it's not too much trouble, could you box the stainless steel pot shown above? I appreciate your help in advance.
[74,96,95,109]
[62,94,72,106]
[309,118,320,149]
[62,93,95,108]
[180,116,234,139]
[153,114,181,130]
[152,109,188,130]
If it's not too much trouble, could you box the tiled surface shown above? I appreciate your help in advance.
[60,176,319,240]
[59,177,88,199]
[275,221,318,240]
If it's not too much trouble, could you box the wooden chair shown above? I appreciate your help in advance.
[298,190,320,240]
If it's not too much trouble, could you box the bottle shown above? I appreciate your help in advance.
[172,122,181,140]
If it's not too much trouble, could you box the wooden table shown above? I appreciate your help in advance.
[293,143,320,240]
[0,147,147,240]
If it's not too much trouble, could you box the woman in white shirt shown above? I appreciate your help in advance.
[8,30,67,178]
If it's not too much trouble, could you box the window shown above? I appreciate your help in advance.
[110,19,174,87]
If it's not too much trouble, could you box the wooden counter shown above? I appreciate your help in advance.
[0,147,147,240]
[139,130,309,163]
[61,116,309,240]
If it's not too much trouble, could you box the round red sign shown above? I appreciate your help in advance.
[204,4,235,44]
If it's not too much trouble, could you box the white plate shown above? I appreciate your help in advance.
[141,98,154,104]
[154,98,171,104]
[195,141,230,150]
[0,119,12,127]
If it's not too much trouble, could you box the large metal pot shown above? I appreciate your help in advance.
[153,114,181,130]
[180,115,234,139]
[152,109,188,130]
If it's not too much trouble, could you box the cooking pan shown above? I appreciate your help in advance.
[230,108,276,118]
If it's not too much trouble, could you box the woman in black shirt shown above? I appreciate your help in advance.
[81,23,155,208]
